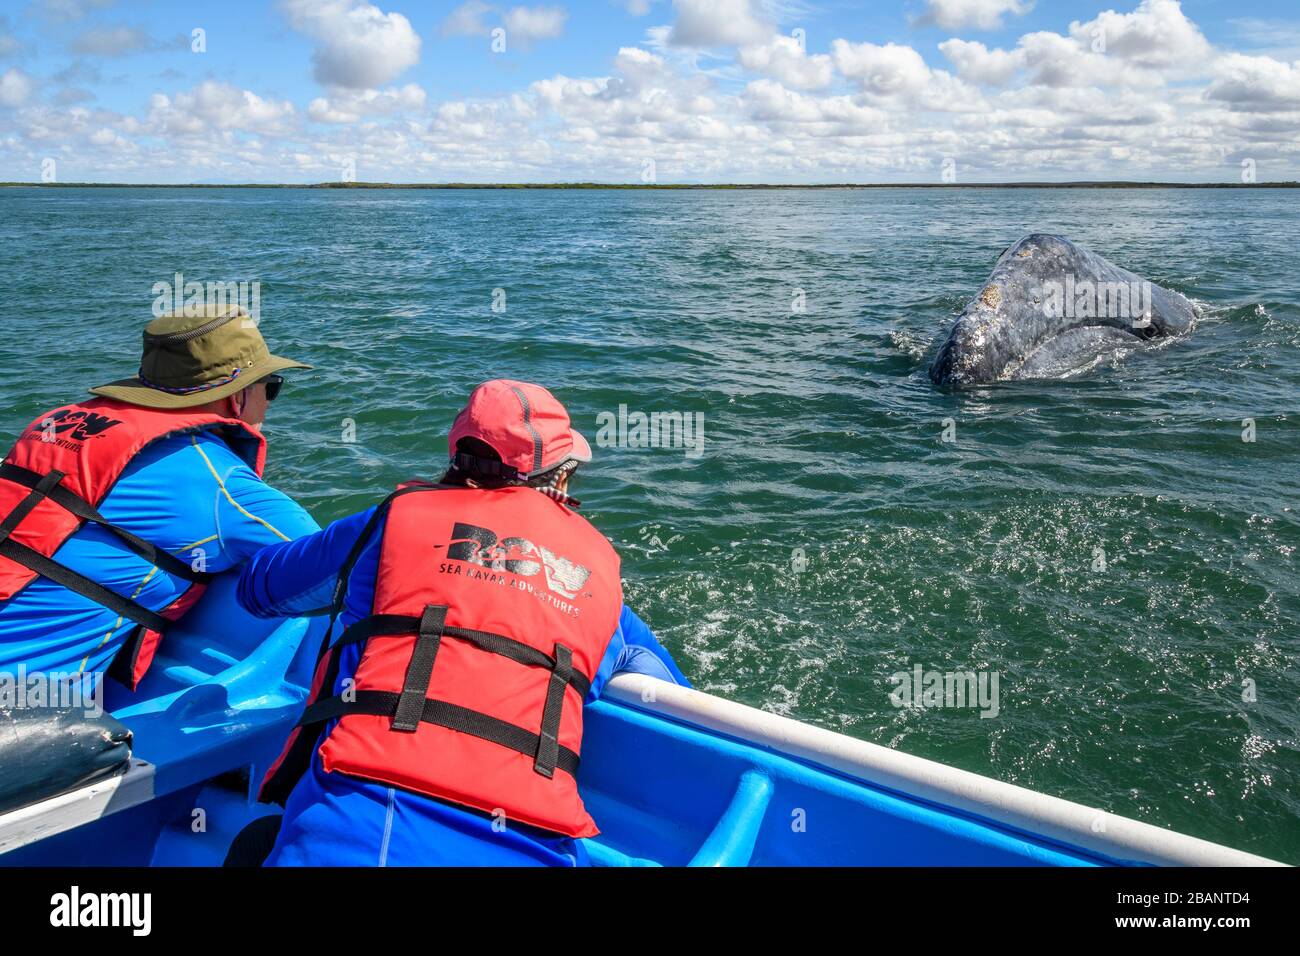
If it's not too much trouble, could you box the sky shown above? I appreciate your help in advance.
[0,0,1298,183]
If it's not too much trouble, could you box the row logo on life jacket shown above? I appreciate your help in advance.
[34,408,125,446]
[0,398,265,689]
[261,484,622,838]
[447,521,592,599]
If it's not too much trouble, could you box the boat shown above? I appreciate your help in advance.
[0,573,1282,866]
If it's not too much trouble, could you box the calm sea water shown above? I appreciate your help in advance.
[1,186,1297,861]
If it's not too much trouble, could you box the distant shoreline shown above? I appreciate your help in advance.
[2,181,1297,190]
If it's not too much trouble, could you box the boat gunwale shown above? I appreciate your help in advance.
[0,759,156,856]
[603,673,1285,867]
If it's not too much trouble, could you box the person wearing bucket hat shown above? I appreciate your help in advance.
[0,305,320,690]
[89,306,311,413]
[231,379,689,866]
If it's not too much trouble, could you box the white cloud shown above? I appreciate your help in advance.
[87,126,127,147]
[308,83,427,123]
[938,39,1021,86]
[5,0,1300,183]
[1206,54,1300,111]
[441,1,494,37]
[56,86,95,105]
[522,44,735,156]
[940,29,1162,90]
[0,16,20,59]
[70,26,169,57]
[503,6,568,44]
[936,2,1211,92]
[283,0,421,89]
[833,40,933,96]
[669,0,771,49]
[32,0,115,23]
[739,35,834,90]
[609,45,669,88]
[1014,31,1112,88]
[0,67,33,108]
[744,79,886,128]
[1069,0,1210,69]
[146,81,296,136]
[919,0,1032,31]
[441,4,568,46]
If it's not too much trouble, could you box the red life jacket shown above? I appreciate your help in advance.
[261,482,623,838]
[0,397,266,688]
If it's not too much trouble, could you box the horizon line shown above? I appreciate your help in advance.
[2,180,1298,190]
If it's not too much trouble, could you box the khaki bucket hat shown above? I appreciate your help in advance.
[90,305,311,410]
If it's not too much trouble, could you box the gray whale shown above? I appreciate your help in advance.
[928,234,1198,386]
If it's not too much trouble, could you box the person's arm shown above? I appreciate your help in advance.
[188,435,320,564]
[613,605,691,685]
[587,605,691,702]
[237,507,377,619]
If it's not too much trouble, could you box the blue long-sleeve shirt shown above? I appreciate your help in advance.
[237,504,689,866]
[0,430,320,682]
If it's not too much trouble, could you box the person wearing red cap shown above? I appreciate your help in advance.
[234,380,689,866]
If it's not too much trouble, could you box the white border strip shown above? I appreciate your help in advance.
[0,759,155,856]
[605,674,1283,867]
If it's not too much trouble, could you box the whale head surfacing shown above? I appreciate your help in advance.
[928,234,1197,387]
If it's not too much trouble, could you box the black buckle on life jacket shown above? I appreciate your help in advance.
[392,604,447,732]
[302,612,591,783]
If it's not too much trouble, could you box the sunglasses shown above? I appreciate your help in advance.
[262,374,285,402]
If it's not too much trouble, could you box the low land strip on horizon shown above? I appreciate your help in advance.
[3,181,1298,190]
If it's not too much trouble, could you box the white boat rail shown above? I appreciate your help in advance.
[605,673,1284,867]
[0,759,155,856]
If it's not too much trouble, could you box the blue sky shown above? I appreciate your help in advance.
[1,0,1299,182]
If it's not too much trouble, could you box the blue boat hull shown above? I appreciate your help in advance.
[0,575,1279,866]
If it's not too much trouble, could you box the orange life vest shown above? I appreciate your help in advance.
[0,398,265,687]
[261,482,622,837]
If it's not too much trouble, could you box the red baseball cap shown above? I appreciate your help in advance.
[448,379,592,479]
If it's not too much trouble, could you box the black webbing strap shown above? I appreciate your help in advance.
[0,537,170,632]
[321,481,472,637]
[284,482,590,787]
[298,690,582,778]
[0,463,212,584]
[0,468,64,544]
[392,605,446,732]
[321,484,435,642]
[259,643,344,807]
[534,643,572,779]
[267,492,401,802]
[452,453,520,481]
[334,613,592,699]
[264,483,465,805]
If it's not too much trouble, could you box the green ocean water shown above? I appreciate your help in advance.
[1,186,1297,861]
